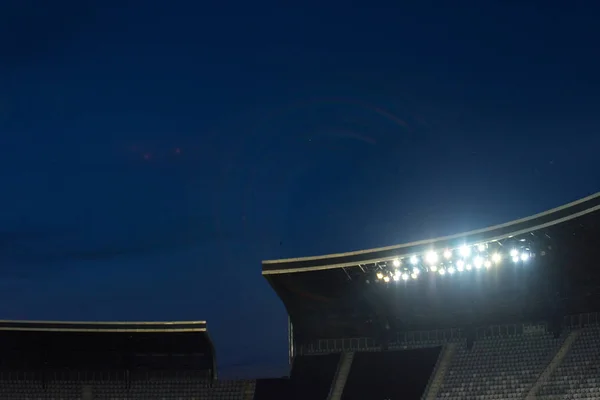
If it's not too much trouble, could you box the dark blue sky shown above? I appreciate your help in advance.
[1,0,599,378]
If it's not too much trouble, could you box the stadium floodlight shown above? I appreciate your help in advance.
[439,268,446,275]
[492,253,502,264]
[443,249,452,259]
[474,256,484,269]
[430,265,438,272]
[466,264,473,271]
[376,272,384,280]
[393,274,400,281]
[393,258,401,267]
[484,260,492,269]
[448,266,456,274]
[401,273,409,281]
[457,263,464,272]
[412,267,420,275]
[425,251,438,265]
[520,252,530,262]
[477,244,486,252]
[410,273,418,279]
[511,255,520,263]
[459,245,471,257]
[383,276,390,282]
[510,249,519,257]
[410,255,419,265]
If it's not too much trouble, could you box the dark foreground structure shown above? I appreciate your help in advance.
[0,320,255,399]
[261,192,600,400]
[1,192,600,399]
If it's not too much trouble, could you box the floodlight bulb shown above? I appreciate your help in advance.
[425,251,438,264]
[401,273,409,281]
[477,244,486,252]
[460,246,471,257]
[443,249,452,259]
[439,268,446,275]
[430,265,438,272]
[376,272,384,280]
[448,267,455,274]
[412,267,420,275]
[393,274,400,281]
[383,276,390,282]
[457,264,464,272]
[512,255,520,263]
[410,273,418,280]
[410,255,419,265]
[510,249,519,257]
[492,253,502,263]
[520,253,529,262]
[484,260,492,269]
[466,264,472,271]
[393,259,400,267]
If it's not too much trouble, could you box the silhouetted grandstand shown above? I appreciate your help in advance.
[0,320,256,399]
[261,192,600,400]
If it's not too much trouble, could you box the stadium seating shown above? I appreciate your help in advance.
[536,325,600,399]
[0,378,256,400]
[437,332,563,399]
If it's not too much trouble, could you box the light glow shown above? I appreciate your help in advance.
[426,251,439,264]
[492,253,502,263]
[460,246,471,257]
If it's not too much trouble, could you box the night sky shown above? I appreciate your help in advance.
[1,0,599,378]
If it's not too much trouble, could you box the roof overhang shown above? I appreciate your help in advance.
[263,192,600,338]
[263,192,600,274]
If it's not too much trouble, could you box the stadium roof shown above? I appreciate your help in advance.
[263,192,600,274]
[0,319,207,332]
[263,192,600,338]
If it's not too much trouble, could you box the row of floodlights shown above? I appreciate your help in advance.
[376,247,531,283]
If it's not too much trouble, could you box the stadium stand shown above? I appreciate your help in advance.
[263,192,600,400]
[0,319,258,400]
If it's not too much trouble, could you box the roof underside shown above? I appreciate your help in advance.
[264,192,600,274]
[263,192,600,338]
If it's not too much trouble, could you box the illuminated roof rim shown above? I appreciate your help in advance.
[262,191,600,275]
[0,320,207,333]
[0,320,206,325]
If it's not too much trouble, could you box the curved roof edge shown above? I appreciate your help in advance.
[263,191,600,275]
